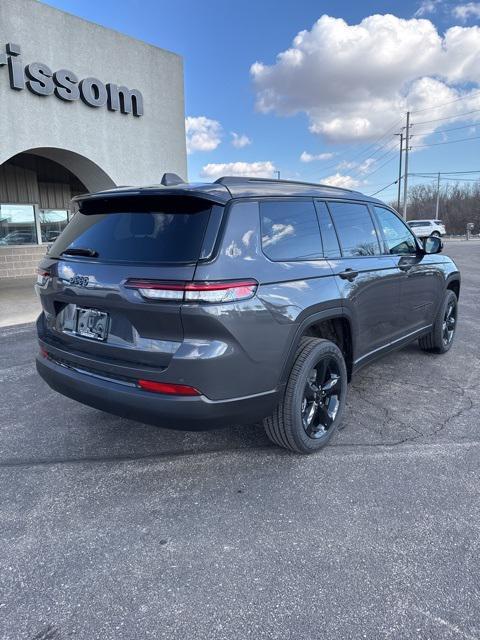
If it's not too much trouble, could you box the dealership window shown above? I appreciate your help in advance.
[0,205,73,246]
[0,204,37,245]
[39,209,69,243]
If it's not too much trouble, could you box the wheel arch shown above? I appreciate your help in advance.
[279,308,355,385]
[446,276,460,300]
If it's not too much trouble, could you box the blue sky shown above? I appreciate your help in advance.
[43,0,480,203]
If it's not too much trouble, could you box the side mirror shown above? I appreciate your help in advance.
[423,235,443,254]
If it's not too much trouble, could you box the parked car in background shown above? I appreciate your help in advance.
[35,176,460,454]
[0,230,36,245]
[408,219,446,238]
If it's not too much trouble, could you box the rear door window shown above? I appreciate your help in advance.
[48,196,213,264]
[327,201,381,257]
[260,200,322,261]
[315,201,340,258]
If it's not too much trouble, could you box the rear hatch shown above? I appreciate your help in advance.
[37,193,223,374]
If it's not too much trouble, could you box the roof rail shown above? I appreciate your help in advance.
[213,176,357,193]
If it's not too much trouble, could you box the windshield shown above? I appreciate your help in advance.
[48,196,213,264]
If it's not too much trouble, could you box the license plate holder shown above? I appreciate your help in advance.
[76,308,109,341]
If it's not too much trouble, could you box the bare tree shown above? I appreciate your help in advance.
[389,180,480,234]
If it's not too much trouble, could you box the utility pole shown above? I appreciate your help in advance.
[402,111,410,221]
[395,132,404,212]
[275,170,280,180]
[435,172,441,219]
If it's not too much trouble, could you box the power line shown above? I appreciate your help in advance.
[369,178,399,197]
[412,175,480,182]
[410,89,480,114]
[411,134,480,149]
[410,170,480,175]
[358,150,399,179]
[410,122,479,138]
[347,145,398,178]
[412,108,480,126]
[368,168,480,200]
[316,117,403,174]
[435,176,480,182]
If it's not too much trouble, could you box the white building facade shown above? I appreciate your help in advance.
[0,0,187,278]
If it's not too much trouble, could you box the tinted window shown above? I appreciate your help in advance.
[48,197,212,263]
[315,201,340,258]
[375,207,418,255]
[409,220,431,227]
[260,200,322,261]
[328,202,380,257]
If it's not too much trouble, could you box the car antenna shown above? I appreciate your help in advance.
[161,173,185,186]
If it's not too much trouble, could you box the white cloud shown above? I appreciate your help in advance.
[452,2,480,21]
[414,0,442,17]
[185,116,222,154]
[300,151,335,162]
[357,158,376,174]
[231,132,252,148]
[321,174,361,189]
[250,14,480,143]
[336,160,357,171]
[335,157,377,175]
[200,161,277,180]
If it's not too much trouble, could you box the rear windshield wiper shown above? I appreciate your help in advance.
[61,247,99,258]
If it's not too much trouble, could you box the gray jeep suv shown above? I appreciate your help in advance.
[36,176,460,453]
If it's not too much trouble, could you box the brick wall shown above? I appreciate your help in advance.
[0,246,47,279]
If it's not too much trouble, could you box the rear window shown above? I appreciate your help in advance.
[48,196,214,264]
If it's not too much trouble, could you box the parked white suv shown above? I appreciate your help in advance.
[408,219,446,238]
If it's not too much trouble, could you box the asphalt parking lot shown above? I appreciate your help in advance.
[0,241,479,640]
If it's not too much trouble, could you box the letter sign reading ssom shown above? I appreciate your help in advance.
[0,43,144,116]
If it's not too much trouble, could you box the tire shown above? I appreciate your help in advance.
[431,231,441,237]
[419,290,458,354]
[263,337,348,454]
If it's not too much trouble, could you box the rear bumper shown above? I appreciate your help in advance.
[36,354,280,430]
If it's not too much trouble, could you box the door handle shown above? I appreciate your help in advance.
[338,268,359,281]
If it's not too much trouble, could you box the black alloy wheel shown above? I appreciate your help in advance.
[301,357,342,439]
[442,298,457,347]
[419,289,458,354]
[263,337,348,454]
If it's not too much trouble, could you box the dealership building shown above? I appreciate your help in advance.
[0,0,187,279]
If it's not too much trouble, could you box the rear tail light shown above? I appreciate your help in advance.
[125,279,258,303]
[36,268,51,286]
[138,379,200,396]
